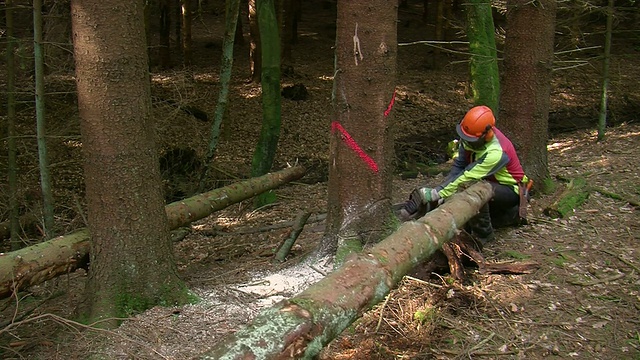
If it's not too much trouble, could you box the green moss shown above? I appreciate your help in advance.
[413,306,436,324]
[551,252,573,267]
[335,235,362,268]
[116,293,153,316]
[501,250,531,260]
[254,190,277,208]
[542,177,557,194]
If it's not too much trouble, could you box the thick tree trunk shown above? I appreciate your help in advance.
[72,0,187,325]
[0,166,305,300]
[198,182,493,360]
[499,0,556,184]
[323,1,397,258]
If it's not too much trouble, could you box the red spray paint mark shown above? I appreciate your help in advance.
[384,89,396,117]
[331,121,379,173]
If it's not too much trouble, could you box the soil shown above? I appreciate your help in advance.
[1,1,639,359]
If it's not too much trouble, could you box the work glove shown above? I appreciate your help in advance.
[417,187,441,203]
[401,187,441,218]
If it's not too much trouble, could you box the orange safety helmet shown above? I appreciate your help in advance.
[456,105,496,144]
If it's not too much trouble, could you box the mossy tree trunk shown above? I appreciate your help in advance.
[319,1,398,260]
[498,0,556,185]
[199,0,242,192]
[250,0,282,207]
[465,0,500,112]
[70,0,190,327]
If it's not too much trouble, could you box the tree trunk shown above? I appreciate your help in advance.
[159,0,172,68]
[197,182,494,360]
[6,0,21,250]
[281,0,300,64]
[34,0,56,239]
[597,0,614,142]
[199,0,242,192]
[250,0,282,207]
[321,1,397,258]
[0,166,305,300]
[249,0,262,81]
[498,0,556,185]
[465,0,500,112]
[180,0,192,65]
[71,0,191,325]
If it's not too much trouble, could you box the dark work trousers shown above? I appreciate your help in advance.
[467,182,520,244]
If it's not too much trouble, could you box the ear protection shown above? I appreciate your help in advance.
[482,124,494,142]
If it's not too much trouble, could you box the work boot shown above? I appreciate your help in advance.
[467,203,495,245]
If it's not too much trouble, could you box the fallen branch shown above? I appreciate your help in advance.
[592,186,640,207]
[206,213,326,235]
[274,211,312,262]
[0,166,306,299]
[602,249,640,273]
[569,272,626,286]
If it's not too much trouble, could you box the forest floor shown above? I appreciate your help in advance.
[1,1,639,359]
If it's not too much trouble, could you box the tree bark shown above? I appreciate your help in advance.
[597,0,614,141]
[499,0,556,185]
[465,0,500,112]
[249,0,262,81]
[5,0,21,250]
[180,0,192,65]
[0,166,305,300]
[198,182,493,359]
[199,0,242,192]
[34,0,56,239]
[251,0,282,207]
[322,1,397,258]
[159,0,172,69]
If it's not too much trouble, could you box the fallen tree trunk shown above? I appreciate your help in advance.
[0,166,305,299]
[198,181,493,360]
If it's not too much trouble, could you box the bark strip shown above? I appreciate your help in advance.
[198,182,494,360]
[0,166,306,299]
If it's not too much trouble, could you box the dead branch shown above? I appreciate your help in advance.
[274,211,312,262]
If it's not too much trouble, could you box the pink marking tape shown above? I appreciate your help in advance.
[331,121,379,173]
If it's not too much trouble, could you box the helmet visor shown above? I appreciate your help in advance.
[456,123,481,143]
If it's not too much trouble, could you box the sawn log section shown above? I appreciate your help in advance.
[198,181,494,360]
[0,166,306,299]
